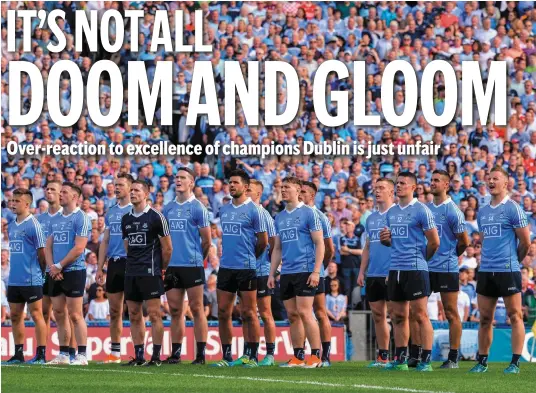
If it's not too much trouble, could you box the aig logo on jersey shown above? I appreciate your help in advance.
[369,229,381,243]
[128,232,147,246]
[9,240,24,254]
[280,227,298,243]
[482,223,501,238]
[390,224,408,238]
[222,222,241,236]
[53,231,70,244]
[169,219,187,232]
[110,223,122,234]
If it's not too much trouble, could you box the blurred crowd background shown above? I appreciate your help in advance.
[1,1,536,328]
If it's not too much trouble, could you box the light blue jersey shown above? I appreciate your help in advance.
[313,206,332,276]
[220,198,266,270]
[105,203,132,258]
[8,215,46,286]
[386,198,436,271]
[49,208,91,272]
[256,206,276,277]
[365,206,394,278]
[477,196,528,272]
[163,196,210,267]
[37,208,62,273]
[274,202,322,275]
[427,198,466,272]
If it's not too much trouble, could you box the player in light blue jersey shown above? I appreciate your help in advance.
[96,173,134,364]
[46,182,91,366]
[162,167,211,365]
[239,179,277,367]
[300,181,335,367]
[422,170,469,369]
[357,178,396,368]
[470,166,530,374]
[4,189,47,365]
[37,181,77,360]
[213,170,268,368]
[268,177,325,368]
[380,172,439,372]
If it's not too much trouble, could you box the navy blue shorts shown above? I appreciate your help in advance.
[366,277,388,302]
[48,270,86,298]
[217,268,257,293]
[280,273,317,301]
[387,270,431,301]
[476,271,521,298]
[429,272,459,293]
[7,285,43,304]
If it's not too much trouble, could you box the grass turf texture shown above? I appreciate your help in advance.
[2,361,536,393]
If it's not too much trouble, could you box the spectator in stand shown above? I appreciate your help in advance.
[86,285,110,322]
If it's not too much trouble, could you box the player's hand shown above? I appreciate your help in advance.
[96,269,105,285]
[307,272,320,287]
[380,227,391,245]
[51,271,63,281]
[357,272,365,287]
[267,275,275,289]
[50,265,61,277]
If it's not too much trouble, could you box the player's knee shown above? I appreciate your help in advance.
[241,309,257,323]
[109,305,122,321]
[10,310,23,323]
[148,309,160,323]
[218,306,231,320]
[445,307,460,323]
[30,308,43,321]
[391,312,406,325]
[479,313,493,328]
[314,307,327,322]
[372,310,386,324]
[69,311,84,324]
[297,308,313,322]
[169,305,182,318]
[508,309,523,324]
[129,308,143,322]
[189,301,204,316]
[259,309,273,322]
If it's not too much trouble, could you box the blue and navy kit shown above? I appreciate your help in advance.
[163,196,211,268]
[477,196,528,272]
[386,198,436,271]
[256,205,276,277]
[427,198,466,273]
[365,206,394,278]
[105,203,132,258]
[8,215,47,286]
[219,198,266,270]
[274,202,322,275]
[49,208,92,272]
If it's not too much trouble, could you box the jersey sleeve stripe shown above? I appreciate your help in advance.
[32,217,46,248]
[264,209,277,238]
[452,202,467,234]
[155,209,171,236]
[422,204,435,230]
[256,204,267,233]
[197,201,211,228]
[311,207,322,232]
[512,201,528,228]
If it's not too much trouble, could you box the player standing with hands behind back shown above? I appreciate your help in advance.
[380,173,439,372]
[121,180,172,366]
[268,177,325,368]
[470,166,530,374]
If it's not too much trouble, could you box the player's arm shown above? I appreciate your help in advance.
[57,235,89,269]
[123,239,129,255]
[323,237,334,267]
[267,236,282,289]
[357,239,370,287]
[45,235,55,272]
[424,228,440,261]
[37,248,46,273]
[379,227,391,247]
[160,235,173,271]
[255,231,268,258]
[268,235,275,258]
[97,228,111,283]
[308,229,325,287]
[200,226,212,260]
[455,231,470,257]
[515,225,531,262]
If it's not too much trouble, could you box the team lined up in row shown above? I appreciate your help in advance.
[3,165,530,372]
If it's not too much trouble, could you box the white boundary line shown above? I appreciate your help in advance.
[7,365,456,393]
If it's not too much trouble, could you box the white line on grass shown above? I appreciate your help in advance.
[10,365,455,393]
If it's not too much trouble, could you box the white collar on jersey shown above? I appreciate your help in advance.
[431,197,452,208]
[377,203,396,215]
[130,204,151,217]
[117,202,133,209]
[14,214,34,226]
[285,201,304,214]
[231,197,252,209]
[398,198,418,210]
[489,195,510,209]
[175,195,195,205]
[46,207,63,217]
[62,207,80,218]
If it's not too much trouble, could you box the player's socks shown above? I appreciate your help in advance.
[78,346,87,356]
[266,342,275,356]
[478,354,488,367]
[511,354,521,367]
[111,342,121,358]
[448,349,459,363]
[321,342,331,361]
[421,349,431,364]
[222,344,233,362]
[134,344,145,361]
[409,344,421,360]
[37,346,46,359]
[395,347,408,363]
[152,344,162,361]
[379,349,389,361]
[294,348,305,361]
[14,344,24,360]
[248,342,259,362]
[59,346,69,356]
[311,348,320,358]
[242,342,251,358]
[69,347,77,359]
[171,343,182,359]
[196,342,206,360]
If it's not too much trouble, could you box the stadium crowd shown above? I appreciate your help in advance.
[1,1,536,329]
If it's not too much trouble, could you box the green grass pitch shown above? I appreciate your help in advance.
[2,361,536,393]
